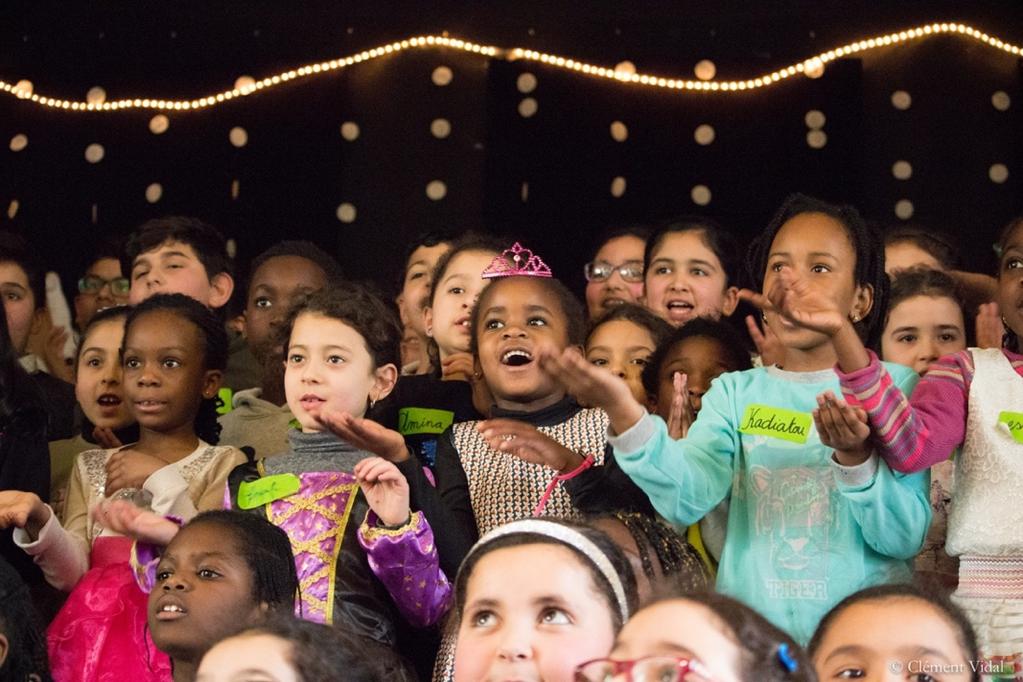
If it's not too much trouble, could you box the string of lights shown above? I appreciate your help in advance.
[0,22,1019,112]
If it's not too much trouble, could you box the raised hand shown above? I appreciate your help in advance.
[536,344,644,435]
[975,301,1003,350]
[739,267,848,337]
[317,407,409,463]
[91,499,181,545]
[105,449,167,495]
[745,315,785,367]
[354,457,411,527]
[477,419,584,473]
[0,491,49,539]
[440,352,475,382]
[813,390,872,466]
[666,372,696,440]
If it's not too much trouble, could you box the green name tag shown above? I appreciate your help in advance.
[739,404,812,444]
[398,407,455,436]
[998,411,1023,443]
[216,387,234,415]
[237,474,301,510]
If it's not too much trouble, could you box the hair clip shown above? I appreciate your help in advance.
[481,242,553,279]
[776,643,798,673]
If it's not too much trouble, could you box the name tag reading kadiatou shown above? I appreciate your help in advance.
[738,404,812,444]
[236,473,302,509]
[998,411,1023,443]
[398,407,455,436]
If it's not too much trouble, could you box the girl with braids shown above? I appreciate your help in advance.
[542,194,930,644]
[0,293,245,681]
[590,511,708,603]
[578,592,813,682]
[811,214,1023,667]
[137,511,299,682]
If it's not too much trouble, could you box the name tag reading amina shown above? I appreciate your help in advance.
[738,404,812,444]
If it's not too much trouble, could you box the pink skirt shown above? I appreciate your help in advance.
[47,536,171,681]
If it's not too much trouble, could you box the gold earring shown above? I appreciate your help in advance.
[850,313,861,323]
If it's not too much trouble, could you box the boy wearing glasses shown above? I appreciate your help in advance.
[74,240,130,330]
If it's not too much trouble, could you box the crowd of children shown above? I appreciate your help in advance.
[0,201,1018,681]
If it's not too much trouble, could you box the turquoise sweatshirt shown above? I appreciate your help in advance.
[611,363,930,644]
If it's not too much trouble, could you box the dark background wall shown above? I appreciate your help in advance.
[1,1,1021,299]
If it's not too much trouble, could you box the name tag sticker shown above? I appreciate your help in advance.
[739,404,812,444]
[998,411,1023,443]
[398,407,454,436]
[237,473,301,509]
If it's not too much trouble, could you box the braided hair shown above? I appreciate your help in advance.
[182,511,298,611]
[124,293,228,444]
[597,512,709,595]
[746,193,888,349]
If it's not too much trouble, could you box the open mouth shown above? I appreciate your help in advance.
[501,349,533,367]
[601,297,627,308]
[134,399,166,411]
[154,601,188,621]
[455,316,471,331]
[666,300,694,312]
[97,393,122,407]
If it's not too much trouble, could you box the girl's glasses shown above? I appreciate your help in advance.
[79,275,131,297]
[574,655,714,682]
[584,260,645,283]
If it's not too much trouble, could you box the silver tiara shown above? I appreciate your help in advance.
[460,518,629,622]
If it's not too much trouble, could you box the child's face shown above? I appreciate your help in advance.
[123,310,221,434]
[76,318,133,430]
[476,278,571,411]
[454,543,617,682]
[244,255,329,365]
[812,598,972,681]
[585,319,656,406]
[74,257,128,329]
[654,336,732,417]
[400,242,451,337]
[763,213,871,351]
[197,632,297,682]
[426,250,496,359]
[881,295,966,375]
[644,231,738,327]
[885,241,943,276]
[585,235,646,320]
[0,260,37,356]
[605,600,742,682]
[284,313,395,430]
[129,240,229,308]
[997,224,1023,340]
[149,523,265,662]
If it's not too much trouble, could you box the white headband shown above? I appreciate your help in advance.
[460,519,630,622]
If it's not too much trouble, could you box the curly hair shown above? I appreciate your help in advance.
[278,282,401,370]
[124,293,229,444]
[0,557,50,682]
